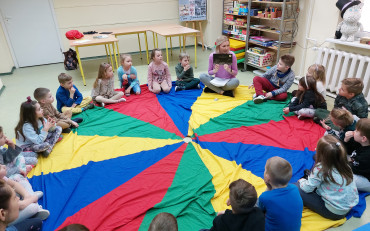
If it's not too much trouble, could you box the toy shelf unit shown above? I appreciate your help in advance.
[222,0,299,71]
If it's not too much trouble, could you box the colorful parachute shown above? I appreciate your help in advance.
[28,84,368,231]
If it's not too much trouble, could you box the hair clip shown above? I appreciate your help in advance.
[335,142,341,147]
[26,96,32,103]
[304,75,308,87]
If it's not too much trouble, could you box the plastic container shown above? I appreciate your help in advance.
[247,51,275,67]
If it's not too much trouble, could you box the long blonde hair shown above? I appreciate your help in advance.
[93,63,111,88]
[308,64,326,85]
[215,35,229,53]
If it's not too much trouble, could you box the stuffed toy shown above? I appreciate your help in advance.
[335,0,363,42]
[63,48,78,70]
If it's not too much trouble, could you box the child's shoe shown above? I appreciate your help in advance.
[82,103,95,111]
[40,150,50,158]
[253,95,266,104]
[34,207,50,221]
[204,87,216,93]
[62,128,72,133]
[175,86,185,92]
[72,117,83,124]
[118,98,126,103]
[57,135,63,143]
[223,90,234,98]
[197,84,201,89]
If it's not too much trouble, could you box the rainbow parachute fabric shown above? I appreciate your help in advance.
[27,84,367,231]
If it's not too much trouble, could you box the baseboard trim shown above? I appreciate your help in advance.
[0,66,16,76]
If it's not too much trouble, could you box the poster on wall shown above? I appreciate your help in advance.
[179,0,207,21]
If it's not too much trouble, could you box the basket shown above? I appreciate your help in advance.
[247,51,274,67]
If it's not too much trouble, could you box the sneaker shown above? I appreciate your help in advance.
[34,191,43,199]
[85,103,95,110]
[39,150,50,158]
[71,117,83,123]
[34,208,50,221]
[313,116,321,124]
[204,87,216,93]
[253,95,266,104]
[303,169,311,179]
[197,84,201,89]
[175,86,185,92]
[223,90,234,98]
[62,128,72,133]
[298,115,309,120]
[252,93,257,99]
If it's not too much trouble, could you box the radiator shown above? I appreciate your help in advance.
[313,47,370,105]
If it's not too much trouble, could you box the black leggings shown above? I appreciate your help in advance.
[13,218,42,231]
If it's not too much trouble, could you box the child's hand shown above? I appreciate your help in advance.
[320,120,331,131]
[70,87,76,94]
[130,74,136,80]
[223,64,231,73]
[71,121,79,128]
[344,131,354,142]
[125,88,131,94]
[43,117,54,131]
[122,74,128,80]
[265,92,273,98]
[217,210,226,216]
[5,138,15,149]
[283,107,290,114]
[248,84,254,89]
[213,64,220,73]
[184,64,190,71]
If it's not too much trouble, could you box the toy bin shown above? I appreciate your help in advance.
[247,51,274,67]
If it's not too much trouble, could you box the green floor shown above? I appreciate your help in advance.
[0,46,368,230]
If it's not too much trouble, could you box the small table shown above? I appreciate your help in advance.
[70,34,118,86]
[105,26,151,64]
[149,25,199,68]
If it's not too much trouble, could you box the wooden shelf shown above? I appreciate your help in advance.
[246,62,268,71]
[224,12,248,16]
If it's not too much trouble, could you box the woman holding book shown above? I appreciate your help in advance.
[199,35,239,97]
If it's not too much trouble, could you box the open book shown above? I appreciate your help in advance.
[210,77,230,87]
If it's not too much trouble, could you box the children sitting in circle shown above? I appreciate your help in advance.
[297,135,359,220]
[283,75,327,119]
[175,52,200,91]
[34,87,83,134]
[91,62,125,106]
[15,97,62,158]
[147,49,172,94]
[251,54,295,104]
[117,54,141,96]
[200,35,239,97]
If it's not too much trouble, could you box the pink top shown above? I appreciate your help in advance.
[147,61,172,91]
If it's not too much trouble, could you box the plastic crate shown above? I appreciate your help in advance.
[247,51,274,67]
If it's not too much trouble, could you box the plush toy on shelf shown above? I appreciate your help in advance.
[335,0,363,42]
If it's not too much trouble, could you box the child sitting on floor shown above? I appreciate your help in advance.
[147,49,172,94]
[283,75,327,119]
[15,97,62,157]
[34,87,83,133]
[297,135,359,220]
[148,212,178,231]
[344,118,370,192]
[201,179,265,231]
[0,126,36,177]
[56,73,94,114]
[259,156,303,231]
[251,54,295,104]
[91,62,125,106]
[321,108,356,142]
[0,165,49,225]
[175,52,200,91]
[118,54,141,96]
[306,63,326,98]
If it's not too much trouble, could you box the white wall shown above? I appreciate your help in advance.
[0,23,15,73]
